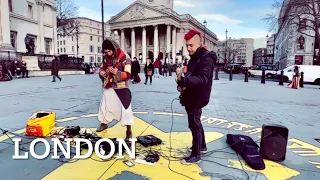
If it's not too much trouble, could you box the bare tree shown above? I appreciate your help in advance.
[262,0,283,32]
[56,0,79,37]
[223,40,245,64]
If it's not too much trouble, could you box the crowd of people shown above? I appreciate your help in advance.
[0,60,29,81]
[129,57,184,85]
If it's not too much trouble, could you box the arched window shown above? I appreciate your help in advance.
[297,35,305,50]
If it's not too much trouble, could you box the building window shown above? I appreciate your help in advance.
[60,48,62,52]
[97,30,100,34]
[98,47,101,53]
[63,40,65,45]
[72,46,74,52]
[97,57,101,63]
[57,41,59,47]
[45,38,51,54]
[58,49,59,54]
[64,48,66,53]
[72,37,73,41]
[98,37,100,42]
[27,4,33,19]
[90,36,92,41]
[90,45,94,52]
[10,31,17,48]
[90,56,94,62]
[297,35,305,50]
[60,41,62,45]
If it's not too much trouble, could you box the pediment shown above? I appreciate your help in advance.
[108,2,168,23]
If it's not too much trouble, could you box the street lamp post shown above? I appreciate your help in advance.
[203,19,207,45]
[101,0,105,41]
[225,29,228,65]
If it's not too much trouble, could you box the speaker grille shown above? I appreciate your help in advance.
[261,134,286,160]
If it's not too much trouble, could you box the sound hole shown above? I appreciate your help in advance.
[262,134,286,160]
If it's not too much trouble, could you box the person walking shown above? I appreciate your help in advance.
[153,58,160,78]
[51,56,62,82]
[96,37,134,142]
[144,59,154,85]
[162,60,168,78]
[288,65,300,89]
[176,29,217,165]
[131,57,141,83]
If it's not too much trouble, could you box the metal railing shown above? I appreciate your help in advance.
[0,50,83,70]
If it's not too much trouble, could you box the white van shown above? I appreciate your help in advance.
[275,65,320,85]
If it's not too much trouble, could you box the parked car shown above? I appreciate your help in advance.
[223,64,245,74]
[275,65,320,85]
[248,64,278,78]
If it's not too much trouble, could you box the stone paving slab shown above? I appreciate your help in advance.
[0,74,319,180]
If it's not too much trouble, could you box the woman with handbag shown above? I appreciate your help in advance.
[144,59,154,85]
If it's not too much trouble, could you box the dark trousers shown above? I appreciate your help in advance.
[186,106,206,157]
[53,74,61,81]
[145,75,152,84]
[22,69,28,77]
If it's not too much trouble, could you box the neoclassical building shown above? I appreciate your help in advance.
[0,0,57,57]
[107,0,218,64]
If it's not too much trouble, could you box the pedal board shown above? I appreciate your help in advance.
[137,135,162,147]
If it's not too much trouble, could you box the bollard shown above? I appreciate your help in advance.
[244,69,248,82]
[300,71,304,88]
[214,68,219,80]
[229,69,233,81]
[261,69,266,84]
[279,70,284,86]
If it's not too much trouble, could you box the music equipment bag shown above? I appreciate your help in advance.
[227,134,265,170]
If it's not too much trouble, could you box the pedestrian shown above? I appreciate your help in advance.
[288,65,300,89]
[131,57,141,83]
[51,56,62,82]
[21,60,29,78]
[96,37,134,142]
[162,60,168,78]
[144,58,154,85]
[153,58,160,78]
[176,29,217,165]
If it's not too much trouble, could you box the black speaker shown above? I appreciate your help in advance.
[260,124,289,162]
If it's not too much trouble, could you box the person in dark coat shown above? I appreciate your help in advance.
[131,57,140,83]
[51,56,62,82]
[176,29,217,165]
[144,59,154,85]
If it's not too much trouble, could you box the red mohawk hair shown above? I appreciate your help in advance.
[184,29,202,41]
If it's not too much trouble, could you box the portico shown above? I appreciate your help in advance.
[107,1,218,64]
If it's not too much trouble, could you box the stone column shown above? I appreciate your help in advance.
[142,26,147,64]
[153,25,159,61]
[0,0,14,51]
[166,24,171,59]
[120,29,125,51]
[52,7,58,55]
[37,0,45,54]
[172,26,177,63]
[131,27,136,59]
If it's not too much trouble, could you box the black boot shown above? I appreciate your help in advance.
[96,123,108,132]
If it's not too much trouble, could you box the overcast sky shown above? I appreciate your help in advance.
[74,0,278,49]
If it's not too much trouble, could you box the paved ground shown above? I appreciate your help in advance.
[0,73,319,180]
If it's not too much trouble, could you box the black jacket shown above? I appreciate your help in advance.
[178,46,217,109]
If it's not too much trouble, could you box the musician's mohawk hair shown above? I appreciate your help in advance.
[184,29,202,41]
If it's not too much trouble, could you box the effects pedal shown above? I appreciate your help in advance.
[137,135,162,147]
[145,152,160,163]
[65,126,80,137]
